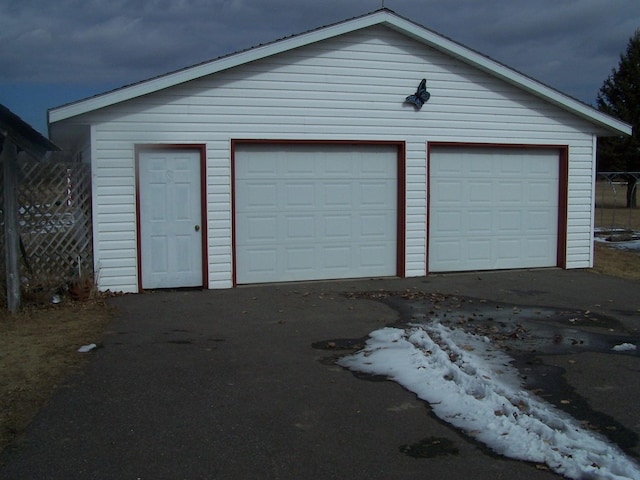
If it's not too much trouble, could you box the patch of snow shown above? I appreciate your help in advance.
[616,240,640,252]
[338,324,640,479]
[594,235,640,252]
[612,343,637,352]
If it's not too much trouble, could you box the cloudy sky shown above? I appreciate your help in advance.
[1,0,639,136]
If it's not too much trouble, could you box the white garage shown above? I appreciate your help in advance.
[47,10,631,292]
[234,143,400,284]
[429,146,565,272]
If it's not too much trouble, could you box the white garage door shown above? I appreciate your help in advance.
[235,144,398,284]
[429,147,559,272]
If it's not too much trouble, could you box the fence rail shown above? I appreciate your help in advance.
[0,153,93,301]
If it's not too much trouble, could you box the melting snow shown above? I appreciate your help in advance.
[612,343,637,352]
[338,323,640,479]
[594,235,640,253]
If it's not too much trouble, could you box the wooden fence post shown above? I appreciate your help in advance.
[2,139,21,312]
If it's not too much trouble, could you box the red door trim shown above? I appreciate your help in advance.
[134,144,208,291]
[426,141,569,274]
[230,139,406,286]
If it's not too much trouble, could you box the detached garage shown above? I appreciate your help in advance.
[48,9,631,293]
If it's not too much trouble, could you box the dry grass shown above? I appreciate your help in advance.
[0,297,115,451]
[592,241,640,281]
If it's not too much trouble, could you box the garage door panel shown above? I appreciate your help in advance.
[235,144,397,284]
[285,182,315,208]
[526,210,555,231]
[467,239,491,261]
[430,238,462,268]
[468,211,492,234]
[469,181,493,203]
[528,238,554,259]
[285,158,315,176]
[323,214,352,238]
[235,182,278,210]
[361,181,394,206]
[359,244,391,267]
[432,180,462,203]
[324,182,352,207]
[360,213,391,237]
[361,152,395,175]
[240,248,277,277]
[322,246,351,268]
[528,181,556,202]
[286,247,315,271]
[497,210,522,232]
[497,238,521,259]
[499,158,524,175]
[433,210,462,233]
[324,158,352,176]
[241,215,278,241]
[286,215,315,239]
[499,183,524,203]
[430,147,559,272]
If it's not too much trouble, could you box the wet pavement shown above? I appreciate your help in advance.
[1,268,639,479]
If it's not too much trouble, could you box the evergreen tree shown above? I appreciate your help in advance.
[596,30,640,207]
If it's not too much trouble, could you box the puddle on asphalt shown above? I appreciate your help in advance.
[313,289,640,456]
[399,436,459,458]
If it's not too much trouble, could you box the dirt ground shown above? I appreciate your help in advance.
[0,241,639,454]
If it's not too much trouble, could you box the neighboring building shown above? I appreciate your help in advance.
[48,9,631,293]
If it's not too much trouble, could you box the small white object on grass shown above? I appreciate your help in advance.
[77,343,97,353]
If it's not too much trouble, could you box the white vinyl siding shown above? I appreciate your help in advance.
[60,25,600,292]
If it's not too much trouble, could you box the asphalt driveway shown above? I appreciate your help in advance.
[1,269,639,479]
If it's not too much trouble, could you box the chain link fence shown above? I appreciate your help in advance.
[595,172,640,241]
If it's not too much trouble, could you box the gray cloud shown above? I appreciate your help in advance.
[1,0,639,104]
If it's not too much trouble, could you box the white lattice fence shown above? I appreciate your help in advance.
[0,155,93,297]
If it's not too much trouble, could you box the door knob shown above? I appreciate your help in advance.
[195,225,200,232]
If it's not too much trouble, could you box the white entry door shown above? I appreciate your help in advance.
[138,149,203,289]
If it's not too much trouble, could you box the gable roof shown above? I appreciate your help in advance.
[48,9,631,136]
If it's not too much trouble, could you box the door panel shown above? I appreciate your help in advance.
[139,149,203,288]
